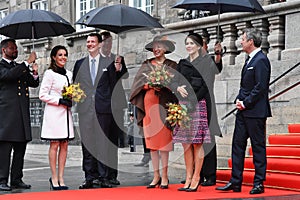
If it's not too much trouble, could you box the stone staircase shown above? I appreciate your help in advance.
[216,123,300,191]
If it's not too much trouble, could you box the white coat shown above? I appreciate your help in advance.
[39,69,75,140]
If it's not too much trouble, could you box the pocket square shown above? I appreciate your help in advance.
[247,67,254,70]
[103,68,108,71]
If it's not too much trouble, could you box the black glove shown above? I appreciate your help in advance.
[59,98,72,107]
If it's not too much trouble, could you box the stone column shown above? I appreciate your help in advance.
[207,26,219,54]
[252,18,270,55]
[221,24,238,65]
[281,6,300,61]
[234,22,251,66]
[267,16,285,60]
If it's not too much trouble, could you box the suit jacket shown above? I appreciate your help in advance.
[95,54,128,114]
[236,50,272,118]
[73,55,128,114]
[0,59,39,142]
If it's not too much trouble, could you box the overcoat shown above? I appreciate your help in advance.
[130,58,178,128]
[39,69,75,140]
[174,53,222,137]
[0,59,39,142]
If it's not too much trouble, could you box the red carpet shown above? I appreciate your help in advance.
[0,184,299,200]
[217,123,300,191]
[250,146,300,157]
[288,124,300,133]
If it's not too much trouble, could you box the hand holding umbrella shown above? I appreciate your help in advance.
[26,51,37,64]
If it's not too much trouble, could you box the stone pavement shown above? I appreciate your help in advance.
[0,143,185,194]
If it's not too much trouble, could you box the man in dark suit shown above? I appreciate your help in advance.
[200,37,223,187]
[216,28,271,194]
[0,38,39,191]
[98,31,128,185]
[73,32,128,189]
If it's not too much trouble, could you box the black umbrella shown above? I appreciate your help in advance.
[76,4,164,53]
[76,4,163,34]
[172,0,265,39]
[0,9,75,49]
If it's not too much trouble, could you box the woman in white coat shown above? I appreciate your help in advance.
[39,45,74,190]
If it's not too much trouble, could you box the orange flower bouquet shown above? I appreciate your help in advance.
[166,102,191,129]
[143,64,174,89]
[62,83,86,103]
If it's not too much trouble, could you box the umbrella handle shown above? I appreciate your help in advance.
[214,41,226,56]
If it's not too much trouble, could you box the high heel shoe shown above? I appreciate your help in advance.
[49,178,61,191]
[146,178,161,189]
[185,182,200,192]
[58,181,69,190]
[160,179,169,189]
[178,183,190,191]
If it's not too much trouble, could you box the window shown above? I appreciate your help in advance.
[75,0,96,31]
[129,0,154,15]
[0,9,8,41]
[31,0,48,10]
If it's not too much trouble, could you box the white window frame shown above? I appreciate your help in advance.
[129,0,154,15]
[75,0,96,31]
[31,0,48,10]
[0,9,8,41]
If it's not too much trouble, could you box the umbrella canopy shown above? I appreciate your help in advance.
[0,9,75,39]
[172,0,265,41]
[75,4,163,34]
[172,0,266,14]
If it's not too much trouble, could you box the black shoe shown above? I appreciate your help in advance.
[11,181,31,189]
[147,178,161,189]
[160,179,169,189]
[109,178,120,185]
[180,180,186,184]
[58,182,69,190]
[178,187,189,191]
[79,180,93,189]
[49,178,60,190]
[0,183,11,191]
[249,184,264,194]
[185,182,200,192]
[215,182,241,192]
[92,179,101,186]
[201,180,216,186]
[100,179,113,188]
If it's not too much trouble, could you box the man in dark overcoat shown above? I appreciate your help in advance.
[0,38,39,191]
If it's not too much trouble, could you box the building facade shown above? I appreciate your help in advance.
[0,0,299,167]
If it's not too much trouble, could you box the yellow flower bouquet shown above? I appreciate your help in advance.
[62,83,86,103]
[143,64,174,89]
[166,102,191,129]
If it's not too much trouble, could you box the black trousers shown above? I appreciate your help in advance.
[0,141,27,184]
[200,136,217,182]
[230,113,267,186]
[81,143,102,181]
[97,113,120,180]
